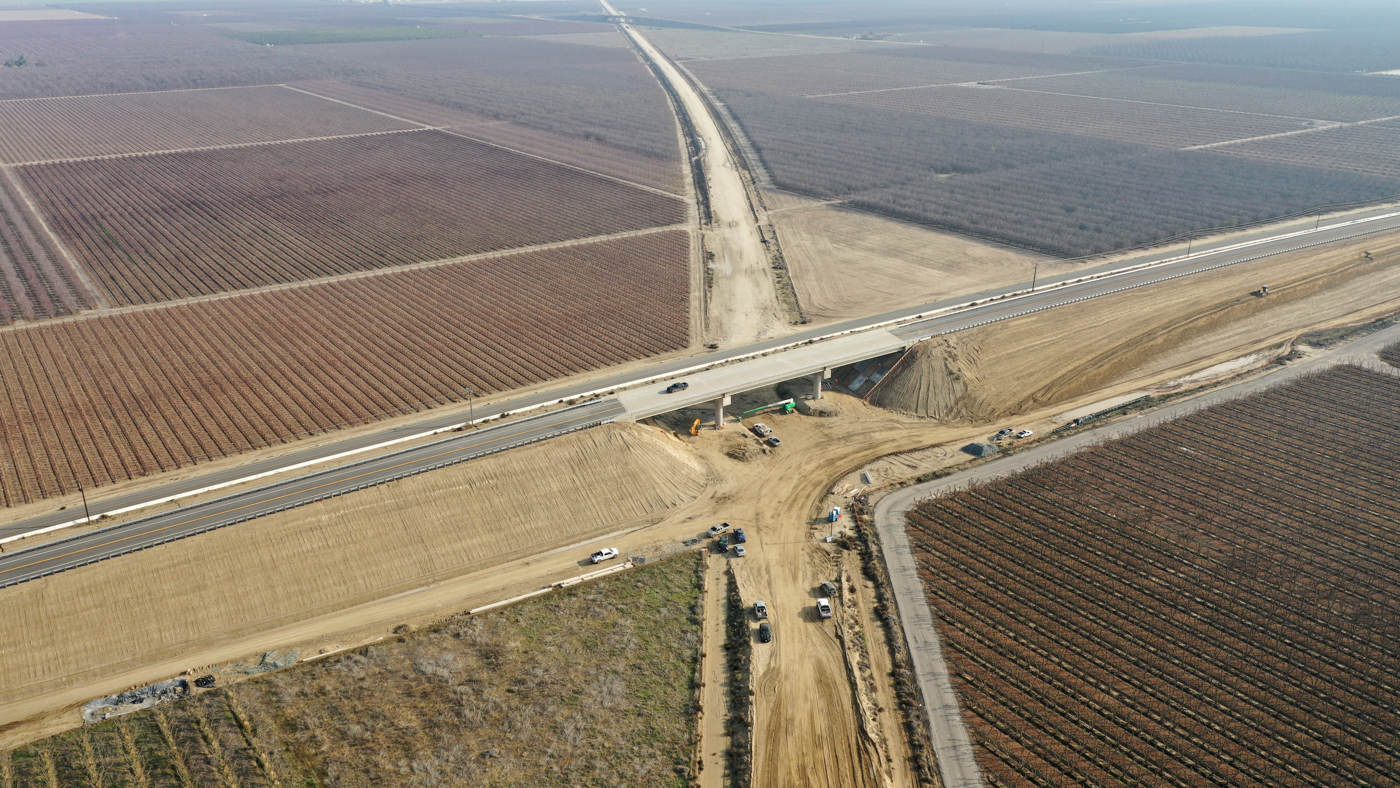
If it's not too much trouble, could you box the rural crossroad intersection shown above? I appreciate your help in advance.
[3,206,1400,587]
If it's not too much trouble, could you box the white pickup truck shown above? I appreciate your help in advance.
[816,598,833,620]
[589,547,620,564]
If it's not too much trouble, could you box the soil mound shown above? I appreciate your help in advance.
[866,338,982,420]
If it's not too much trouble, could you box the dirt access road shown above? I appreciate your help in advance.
[605,1,786,346]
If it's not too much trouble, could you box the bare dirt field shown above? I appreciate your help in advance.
[6,552,705,787]
[770,196,1050,323]
[870,230,1400,420]
[0,424,708,722]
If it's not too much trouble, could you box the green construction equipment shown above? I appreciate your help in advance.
[741,398,796,416]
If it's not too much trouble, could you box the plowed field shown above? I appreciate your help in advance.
[906,365,1400,786]
[0,231,690,505]
[19,130,687,305]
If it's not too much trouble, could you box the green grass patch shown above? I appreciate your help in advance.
[222,27,477,46]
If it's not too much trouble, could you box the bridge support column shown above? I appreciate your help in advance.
[714,394,731,429]
[812,368,832,400]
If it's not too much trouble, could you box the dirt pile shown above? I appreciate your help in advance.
[0,424,709,711]
[869,233,1400,421]
[867,337,981,420]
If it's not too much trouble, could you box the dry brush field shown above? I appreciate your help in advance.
[0,232,690,506]
[906,365,1400,785]
[3,552,705,787]
[0,85,415,163]
[19,130,686,305]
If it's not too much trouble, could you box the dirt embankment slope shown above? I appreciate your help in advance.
[871,231,1400,420]
[0,424,708,718]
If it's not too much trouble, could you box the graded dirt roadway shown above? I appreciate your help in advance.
[697,553,732,788]
[608,3,786,346]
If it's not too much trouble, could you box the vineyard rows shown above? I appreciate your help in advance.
[1215,123,1400,179]
[294,80,684,193]
[1380,341,1400,367]
[687,51,1051,97]
[6,689,309,787]
[0,231,690,505]
[906,365,1400,786]
[19,130,686,305]
[312,36,682,160]
[830,85,1308,149]
[1084,29,1400,74]
[845,148,1400,255]
[0,170,89,322]
[718,88,1136,198]
[0,85,413,164]
[0,23,351,101]
[1015,69,1400,123]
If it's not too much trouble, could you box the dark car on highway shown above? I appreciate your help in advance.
[665,381,690,393]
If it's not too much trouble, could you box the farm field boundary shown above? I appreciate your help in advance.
[0,223,687,333]
[20,129,686,305]
[5,206,1398,535]
[876,322,1400,788]
[0,231,691,507]
[0,85,419,164]
[894,364,1400,785]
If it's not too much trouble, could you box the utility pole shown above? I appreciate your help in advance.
[77,480,92,525]
[1031,261,1039,292]
[463,385,475,429]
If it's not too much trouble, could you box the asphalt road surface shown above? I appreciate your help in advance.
[4,207,1400,586]
[0,399,624,588]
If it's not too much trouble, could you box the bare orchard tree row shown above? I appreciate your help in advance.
[847,149,1399,256]
[718,88,1400,256]
[717,87,1132,197]
[907,366,1400,786]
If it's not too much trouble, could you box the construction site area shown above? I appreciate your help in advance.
[4,2,1400,786]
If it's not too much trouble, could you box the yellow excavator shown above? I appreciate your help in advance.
[690,418,702,436]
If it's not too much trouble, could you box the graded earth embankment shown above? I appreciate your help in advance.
[869,230,1400,420]
[0,424,708,713]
